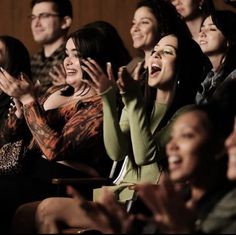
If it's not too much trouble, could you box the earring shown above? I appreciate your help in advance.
[199,0,204,11]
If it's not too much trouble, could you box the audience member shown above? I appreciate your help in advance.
[0,36,31,132]
[0,35,32,233]
[170,0,215,42]
[196,10,236,104]
[29,0,73,93]
[127,0,191,76]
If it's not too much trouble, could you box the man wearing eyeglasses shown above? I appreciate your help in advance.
[30,0,73,95]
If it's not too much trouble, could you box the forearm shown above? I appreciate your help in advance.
[22,100,60,161]
[101,87,130,161]
[122,91,157,165]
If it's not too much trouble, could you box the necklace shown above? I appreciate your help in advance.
[74,83,91,97]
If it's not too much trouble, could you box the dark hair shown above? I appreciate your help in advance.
[200,0,215,17]
[211,10,236,47]
[145,35,211,127]
[208,10,236,79]
[62,27,129,96]
[31,0,73,18]
[70,27,114,73]
[0,36,31,79]
[83,21,131,78]
[136,0,191,41]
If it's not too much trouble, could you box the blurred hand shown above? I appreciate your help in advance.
[67,186,135,234]
[49,64,66,86]
[134,175,196,233]
[0,68,35,104]
[116,62,143,94]
[8,98,23,119]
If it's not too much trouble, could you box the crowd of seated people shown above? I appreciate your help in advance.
[60,79,236,234]
[0,17,130,234]
[0,0,235,234]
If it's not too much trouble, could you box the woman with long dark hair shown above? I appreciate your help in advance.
[196,10,236,104]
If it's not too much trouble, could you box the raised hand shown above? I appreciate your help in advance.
[80,58,115,94]
[67,185,135,234]
[0,68,35,104]
[116,61,143,94]
[134,175,196,233]
[49,64,66,86]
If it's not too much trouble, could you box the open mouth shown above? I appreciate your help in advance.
[168,155,182,171]
[151,64,161,75]
[66,69,77,76]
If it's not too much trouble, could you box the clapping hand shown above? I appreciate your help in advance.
[80,58,115,94]
[49,64,66,86]
[134,175,196,234]
[116,61,143,94]
[0,67,35,104]
[67,186,135,234]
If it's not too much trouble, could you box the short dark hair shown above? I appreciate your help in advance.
[83,21,131,77]
[69,27,113,74]
[31,0,73,18]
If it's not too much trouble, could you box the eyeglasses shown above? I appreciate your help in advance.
[28,13,60,21]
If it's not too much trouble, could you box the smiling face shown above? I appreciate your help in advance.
[198,16,228,57]
[148,34,178,89]
[63,38,83,91]
[130,6,158,52]
[166,110,210,182]
[225,119,236,181]
[31,2,63,44]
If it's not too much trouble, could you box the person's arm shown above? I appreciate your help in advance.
[123,83,194,167]
[101,87,130,161]
[79,59,131,161]
[120,86,159,166]
[22,99,104,161]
